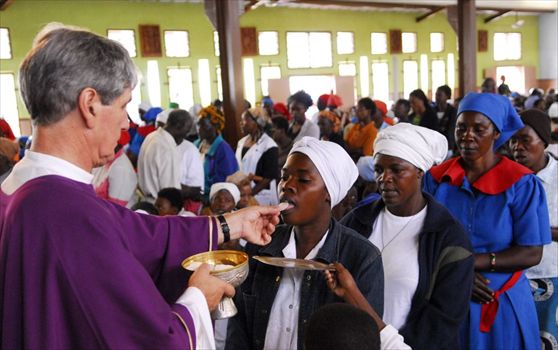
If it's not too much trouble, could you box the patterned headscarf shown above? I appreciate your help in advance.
[199,105,225,132]
[318,110,341,133]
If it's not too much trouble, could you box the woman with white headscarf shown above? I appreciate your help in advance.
[341,123,474,349]
[226,137,384,350]
[235,107,279,205]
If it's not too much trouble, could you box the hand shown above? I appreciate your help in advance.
[188,264,235,311]
[471,272,494,304]
[324,262,358,301]
[224,205,281,245]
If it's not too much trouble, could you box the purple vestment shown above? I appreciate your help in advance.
[0,175,218,349]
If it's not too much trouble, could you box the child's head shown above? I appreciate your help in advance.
[237,180,254,209]
[304,303,380,350]
[155,188,184,216]
[209,183,240,215]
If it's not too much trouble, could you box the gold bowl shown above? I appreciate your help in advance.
[181,250,249,319]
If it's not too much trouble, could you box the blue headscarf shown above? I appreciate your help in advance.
[457,92,523,150]
[143,107,163,122]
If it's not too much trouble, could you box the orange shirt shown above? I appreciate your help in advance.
[345,122,378,156]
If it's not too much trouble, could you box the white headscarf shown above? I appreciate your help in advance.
[373,123,447,171]
[288,137,358,208]
[209,182,241,205]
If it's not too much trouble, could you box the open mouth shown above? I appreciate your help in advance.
[279,198,296,213]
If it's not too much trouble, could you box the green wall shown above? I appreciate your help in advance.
[0,1,539,120]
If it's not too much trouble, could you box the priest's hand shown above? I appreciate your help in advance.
[222,205,283,245]
[189,263,235,311]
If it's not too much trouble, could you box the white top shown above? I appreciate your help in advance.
[293,119,320,143]
[527,154,558,279]
[1,150,214,349]
[264,229,329,350]
[178,139,205,190]
[370,206,427,329]
[380,324,412,350]
[137,128,182,202]
[91,151,138,208]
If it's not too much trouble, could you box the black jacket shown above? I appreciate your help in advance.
[226,219,384,350]
[340,192,474,350]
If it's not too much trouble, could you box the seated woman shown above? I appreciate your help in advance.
[317,110,345,148]
[341,123,474,349]
[424,93,551,349]
[235,108,279,205]
[226,137,384,350]
[194,105,239,203]
[287,90,320,142]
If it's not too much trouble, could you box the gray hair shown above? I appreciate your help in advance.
[19,23,137,126]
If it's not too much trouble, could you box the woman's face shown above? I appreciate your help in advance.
[455,112,500,162]
[240,112,258,136]
[374,154,422,211]
[237,183,252,209]
[317,116,333,137]
[409,96,424,113]
[289,102,307,122]
[278,153,330,226]
[210,190,236,215]
[198,117,217,142]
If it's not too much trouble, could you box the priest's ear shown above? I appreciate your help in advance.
[77,87,101,129]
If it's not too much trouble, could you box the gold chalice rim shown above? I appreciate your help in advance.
[181,250,249,275]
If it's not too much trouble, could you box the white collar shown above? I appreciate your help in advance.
[537,154,557,185]
[282,228,329,260]
[1,150,93,195]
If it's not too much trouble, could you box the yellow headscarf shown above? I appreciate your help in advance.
[199,105,225,132]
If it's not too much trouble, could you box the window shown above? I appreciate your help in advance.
[243,58,256,107]
[168,68,194,111]
[431,60,446,91]
[147,60,161,107]
[420,54,429,92]
[430,33,444,53]
[359,56,370,97]
[371,32,388,55]
[0,28,12,59]
[402,32,417,53]
[0,73,20,136]
[216,67,223,101]
[126,84,142,124]
[198,59,212,106]
[288,75,336,118]
[403,60,419,98]
[494,33,521,61]
[336,32,354,55]
[371,62,389,103]
[447,53,456,91]
[213,31,220,57]
[107,29,137,57]
[260,66,281,96]
[286,32,332,69]
[164,31,189,57]
[258,31,279,56]
[338,62,356,77]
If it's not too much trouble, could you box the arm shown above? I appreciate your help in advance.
[213,145,240,184]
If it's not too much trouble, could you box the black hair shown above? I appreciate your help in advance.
[410,89,433,112]
[212,99,223,108]
[131,201,159,215]
[287,90,313,109]
[166,109,191,129]
[436,85,452,99]
[358,97,377,115]
[304,303,380,350]
[157,187,184,211]
[271,116,289,133]
[395,98,411,109]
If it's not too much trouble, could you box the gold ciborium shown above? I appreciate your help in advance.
[182,250,249,320]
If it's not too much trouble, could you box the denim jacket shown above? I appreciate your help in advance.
[225,219,384,350]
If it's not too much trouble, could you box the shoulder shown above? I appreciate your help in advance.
[423,194,471,249]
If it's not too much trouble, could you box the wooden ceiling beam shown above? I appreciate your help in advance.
[416,7,444,22]
[483,10,509,23]
[0,0,14,11]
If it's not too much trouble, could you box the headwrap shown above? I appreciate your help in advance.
[262,96,274,108]
[458,92,523,149]
[356,156,376,182]
[327,94,343,108]
[374,100,388,117]
[549,102,558,118]
[143,107,163,122]
[139,101,151,112]
[273,103,291,120]
[318,110,341,133]
[373,123,448,172]
[246,107,270,129]
[169,102,179,109]
[156,109,173,125]
[117,130,131,147]
[519,109,552,146]
[198,105,225,132]
[209,182,241,205]
[289,137,358,208]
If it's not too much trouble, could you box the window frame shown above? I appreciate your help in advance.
[430,32,444,53]
[402,32,418,54]
[166,66,195,112]
[0,27,13,60]
[259,64,282,97]
[163,30,190,58]
[106,28,137,58]
[258,31,280,56]
[336,31,355,55]
[286,31,333,69]
[493,32,522,61]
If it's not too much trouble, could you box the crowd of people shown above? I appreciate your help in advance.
[1,23,557,350]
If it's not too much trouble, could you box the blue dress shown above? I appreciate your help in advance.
[424,156,551,350]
